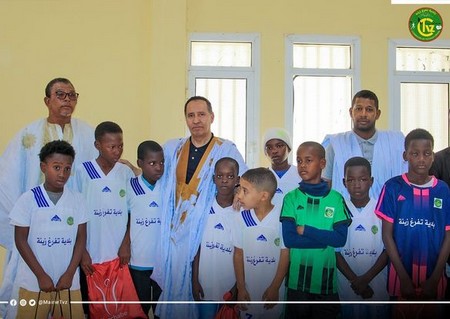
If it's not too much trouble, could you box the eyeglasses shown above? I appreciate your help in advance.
[54,91,79,101]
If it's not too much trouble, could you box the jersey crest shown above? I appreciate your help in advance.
[433,198,443,209]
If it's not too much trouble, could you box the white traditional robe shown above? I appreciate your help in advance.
[154,136,247,319]
[0,118,96,318]
[322,131,407,199]
[0,118,96,250]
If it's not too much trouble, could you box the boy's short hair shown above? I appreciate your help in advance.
[404,128,434,151]
[298,141,326,159]
[137,140,163,160]
[39,140,75,162]
[95,121,123,140]
[215,157,239,173]
[241,167,277,198]
[344,156,371,176]
[352,89,379,110]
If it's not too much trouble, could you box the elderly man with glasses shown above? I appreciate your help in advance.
[0,77,97,318]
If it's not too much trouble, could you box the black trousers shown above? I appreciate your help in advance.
[284,288,340,319]
[129,267,162,317]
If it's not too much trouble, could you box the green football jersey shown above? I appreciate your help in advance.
[281,188,350,294]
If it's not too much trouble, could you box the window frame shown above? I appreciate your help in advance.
[388,39,450,132]
[285,35,361,149]
[188,33,260,167]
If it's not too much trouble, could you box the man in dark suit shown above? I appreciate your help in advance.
[429,146,450,303]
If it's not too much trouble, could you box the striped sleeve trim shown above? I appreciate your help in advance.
[374,184,393,223]
[241,210,257,227]
[31,186,49,208]
[130,177,145,195]
[375,210,394,223]
[82,161,101,180]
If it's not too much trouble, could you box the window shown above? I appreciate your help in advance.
[389,40,450,151]
[188,33,260,166]
[286,36,360,150]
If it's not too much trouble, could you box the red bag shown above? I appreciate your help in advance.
[87,258,147,319]
[214,285,239,319]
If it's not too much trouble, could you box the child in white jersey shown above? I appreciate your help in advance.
[233,168,289,319]
[336,156,388,319]
[75,121,135,308]
[11,140,87,319]
[192,157,240,318]
[263,128,301,209]
[127,140,164,317]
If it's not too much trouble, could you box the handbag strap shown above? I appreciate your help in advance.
[50,290,59,317]
[68,289,72,319]
[58,290,63,318]
[33,290,41,319]
[52,289,73,319]
[33,290,70,318]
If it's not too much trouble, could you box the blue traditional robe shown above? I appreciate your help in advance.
[154,136,246,319]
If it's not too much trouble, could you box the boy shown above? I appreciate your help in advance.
[233,167,289,319]
[75,122,135,303]
[127,140,164,317]
[376,128,450,317]
[263,128,301,209]
[336,156,388,319]
[10,140,87,319]
[281,141,351,319]
[192,157,240,319]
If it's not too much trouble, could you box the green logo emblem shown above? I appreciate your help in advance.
[324,207,334,218]
[371,225,378,235]
[274,237,280,247]
[409,7,443,42]
[67,216,74,226]
[434,198,442,209]
[119,189,126,197]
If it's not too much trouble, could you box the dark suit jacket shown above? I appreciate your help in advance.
[430,147,450,186]
[429,147,450,266]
